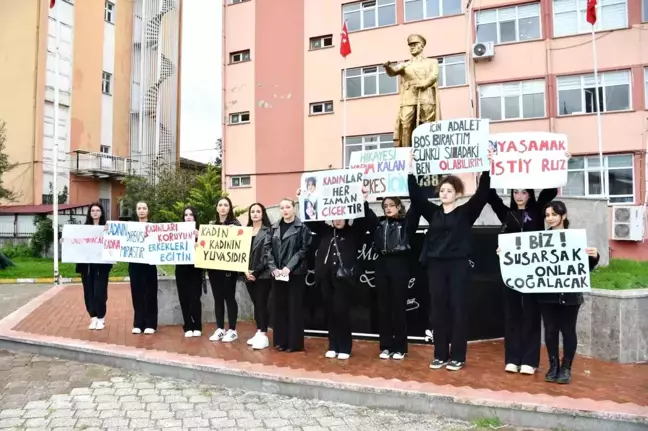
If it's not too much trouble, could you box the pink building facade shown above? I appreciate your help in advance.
[221,0,648,259]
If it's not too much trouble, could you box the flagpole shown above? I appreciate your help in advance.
[52,0,60,284]
[343,56,348,160]
[591,26,605,199]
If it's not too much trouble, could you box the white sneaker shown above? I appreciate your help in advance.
[505,363,519,373]
[252,334,269,350]
[325,350,337,359]
[95,318,105,330]
[222,329,238,343]
[209,328,225,341]
[88,317,97,330]
[379,350,391,359]
[247,330,261,346]
[132,328,142,334]
[192,330,202,337]
[392,352,406,360]
[143,328,156,334]
[520,365,536,375]
[184,331,193,338]
[337,353,350,360]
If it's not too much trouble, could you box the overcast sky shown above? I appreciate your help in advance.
[179,0,221,163]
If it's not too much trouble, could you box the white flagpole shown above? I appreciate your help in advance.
[52,1,60,284]
[591,26,605,198]
[343,56,348,159]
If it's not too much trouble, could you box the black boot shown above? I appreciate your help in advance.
[556,358,572,384]
[544,357,559,382]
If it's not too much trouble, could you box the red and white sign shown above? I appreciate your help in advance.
[490,132,569,189]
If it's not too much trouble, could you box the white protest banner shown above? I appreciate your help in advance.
[490,132,568,189]
[498,230,592,294]
[144,222,196,265]
[61,225,111,264]
[412,118,490,175]
[349,148,409,199]
[102,221,147,263]
[299,169,365,221]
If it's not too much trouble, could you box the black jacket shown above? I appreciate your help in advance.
[408,171,490,264]
[264,217,312,275]
[367,204,420,256]
[537,253,600,306]
[488,188,557,234]
[310,202,376,279]
[248,226,271,279]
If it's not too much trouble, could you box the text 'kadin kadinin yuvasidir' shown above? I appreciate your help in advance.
[299,169,365,221]
[411,118,490,176]
[490,132,569,189]
[348,148,410,199]
[498,230,591,294]
[194,225,253,272]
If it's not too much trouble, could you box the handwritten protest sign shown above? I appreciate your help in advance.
[490,132,568,189]
[194,225,252,272]
[145,222,196,265]
[299,169,365,221]
[412,118,490,175]
[498,230,591,294]
[349,148,409,199]
[62,225,111,264]
[102,221,147,263]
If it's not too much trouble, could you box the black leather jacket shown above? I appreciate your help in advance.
[264,217,312,275]
[248,226,271,279]
[367,205,420,255]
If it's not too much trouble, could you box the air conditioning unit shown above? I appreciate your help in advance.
[611,206,645,241]
[472,41,495,62]
[119,201,132,219]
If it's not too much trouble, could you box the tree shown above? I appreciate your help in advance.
[213,138,222,167]
[0,120,18,202]
[43,182,68,204]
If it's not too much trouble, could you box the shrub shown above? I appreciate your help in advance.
[1,243,31,259]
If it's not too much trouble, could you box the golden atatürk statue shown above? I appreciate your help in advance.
[383,34,442,148]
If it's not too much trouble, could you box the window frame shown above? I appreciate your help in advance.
[644,0,648,22]
[436,54,467,88]
[309,101,334,115]
[644,68,648,109]
[230,175,251,188]
[101,71,113,95]
[561,154,635,204]
[556,70,632,116]
[229,50,251,64]
[104,1,115,24]
[309,35,334,50]
[342,0,397,32]
[403,0,463,22]
[477,79,547,122]
[229,111,250,125]
[475,3,542,45]
[344,65,398,99]
[343,133,395,167]
[552,0,628,37]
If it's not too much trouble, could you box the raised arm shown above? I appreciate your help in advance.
[466,170,491,224]
[382,61,405,77]
[487,188,510,223]
[404,202,421,239]
[285,225,312,271]
[408,174,438,221]
[362,203,379,235]
[352,201,376,238]
[537,188,558,207]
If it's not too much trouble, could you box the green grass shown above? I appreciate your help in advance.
[471,416,502,428]
[0,257,175,279]
[591,259,648,290]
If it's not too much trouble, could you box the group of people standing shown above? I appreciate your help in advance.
[76,149,599,385]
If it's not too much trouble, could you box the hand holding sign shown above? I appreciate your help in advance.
[586,247,598,257]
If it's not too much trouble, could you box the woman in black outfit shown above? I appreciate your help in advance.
[539,200,599,384]
[365,196,420,360]
[488,187,557,375]
[207,197,240,343]
[129,201,158,335]
[76,203,112,331]
[175,206,203,338]
[245,203,272,350]
[303,189,374,360]
[264,198,312,352]
[408,151,492,371]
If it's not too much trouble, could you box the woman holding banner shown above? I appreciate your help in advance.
[175,206,203,338]
[207,197,241,343]
[77,202,112,331]
[408,150,492,371]
[129,201,159,335]
[264,198,312,352]
[539,201,599,385]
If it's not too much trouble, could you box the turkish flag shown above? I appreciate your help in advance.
[340,22,351,58]
[586,0,597,24]
[50,0,56,8]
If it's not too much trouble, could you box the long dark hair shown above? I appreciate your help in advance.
[247,203,271,227]
[182,205,199,229]
[382,196,406,218]
[215,196,236,224]
[509,189,537,209]
[84,202,106,226]
[544,200,570,229]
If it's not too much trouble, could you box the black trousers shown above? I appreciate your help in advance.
[540,303,581,361]
[246,278,272,332]
[427,258,471,363]
[503,287,541,367]
[81,264,110,319]
[175,265,203,332]
[272,274,305,351]
[320,271,352,355]
[208,270,238,330]
[375,254,409,354]
[128,263,158,330]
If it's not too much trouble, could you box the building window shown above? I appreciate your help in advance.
[476,3,541,44]
[644,0,648,21]
[309,101,334,115]
[229,111,250,124]
[437,54,466,88]
[557,70,631,116]
[102,71,112,95]
[343,0,397,32]
[344,133,394,167]
[644,68,648,108]
[553,0,627,37]
[310,35,333,50]
[345,65,397,99]
[229,50,251,64]
[104,1,115,23]
[230,176,251,188]
[99,198,111,219]
[478,79,545,121]
[100,145,110,154]
[562,154,634,203]
[404,0,462,21]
